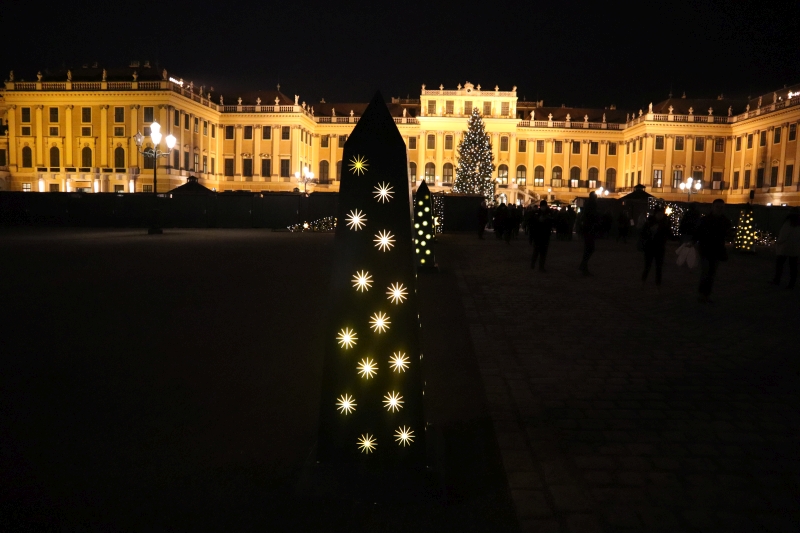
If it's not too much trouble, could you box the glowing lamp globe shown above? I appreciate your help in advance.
[133,131,144,147]
[166,134,177,150]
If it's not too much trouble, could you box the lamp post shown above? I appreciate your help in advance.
[678,177,702,202]
[134,121,176,234]
[294,166,315,196]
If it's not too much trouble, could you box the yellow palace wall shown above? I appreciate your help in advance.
[1,77,798,206]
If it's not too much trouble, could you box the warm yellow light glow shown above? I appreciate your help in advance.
[370,312,391,333]
[346,209,367,230]
[336,394,356,415]
[352,270,373,292]
[665,207,673,216]
[337,327,357,349]
[387,283,408,304]
[374,182,394,203]
[383,391,404,412]
[395,426,414,446]
[348,155,369,176]
[358,434,377,454]
[390,352,409,372]
[374,230,395,252]
[303,222,309,229]
[357,358,377,379]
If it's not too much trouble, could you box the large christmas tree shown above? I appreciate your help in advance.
[453,108,495,200]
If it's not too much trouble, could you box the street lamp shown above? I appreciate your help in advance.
[134,121,176,234]
[678,177,702,202]
[294,166,315,195]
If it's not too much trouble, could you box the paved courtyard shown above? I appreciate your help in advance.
[443,232,800,532]
[1,228,798,532]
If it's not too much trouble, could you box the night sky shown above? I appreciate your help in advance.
[3,0,798,109]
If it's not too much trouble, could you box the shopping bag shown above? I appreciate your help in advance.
[685,246,697,269]
[675,243,688,266]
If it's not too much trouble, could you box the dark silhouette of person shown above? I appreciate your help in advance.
[530,200,555,271]
[578,192,599,276]
[493,202,508,240]
[679,202,701,244]
[772,207,800,289]
[641,205,671,286]
[617,210,630,243]
[477,200,489,239]
[694,199,731,303]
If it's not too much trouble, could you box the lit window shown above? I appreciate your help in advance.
[695,137,705,152]
[427,100,436,115]
[714,138,724,152]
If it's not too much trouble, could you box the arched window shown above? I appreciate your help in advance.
[534,165,545,186]
[588,167,599,187]
[319,160,329,183]
[409,162,417,181]
[570,167,581,187]
[143,148,154,170]
[114,147,125,169]
[21,146,32,168]
[497,164,508,185]
[49,146,60,168]
[551,166,562,186]
[424,162,435,183]
[81,147,93,168]
[516,165,526,186]
[606,168,617,191]
[443,163,454,184]
[336,160,342,178]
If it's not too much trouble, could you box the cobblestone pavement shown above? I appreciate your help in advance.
[441,233,800,532]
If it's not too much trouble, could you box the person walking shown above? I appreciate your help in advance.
[530,200,555,271]
[694,199,731,303]
[493,203,507,240]
[641,205,671,286]
[679,202,701,244]
[772,207,800,289]
[578,192,600,276]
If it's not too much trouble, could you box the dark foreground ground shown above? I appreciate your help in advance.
[0,229,516,532]
[2,228,799,532]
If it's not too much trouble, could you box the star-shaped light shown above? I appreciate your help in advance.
[369,312,390,333]
[389,352,409,372]
[348,155,369,176]
[387,283,408,304]
[357,358,377,379]
[374,230,395,252]
[395,426,414,446]
[358,434,377,454]
[383,391,404,412]
[336,327,357,349]
[336,394,356,415]
[352,270,373,292]
[373,182,394,203]
[345,209,367,230]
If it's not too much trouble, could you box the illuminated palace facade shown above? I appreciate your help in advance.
[1,63,799,206]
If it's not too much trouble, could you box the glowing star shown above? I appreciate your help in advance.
[352,270,373,292]
[395,426,415,446]
[383,391,404,412]
[357,358,377,379]
[389,352,409,372]
[358,434,377,454]
[386,283,408,304]
[336,394,356,415]
[373,182,394,203]
[348,155,369,176]
[374,230,395,252]
[370,312,390,333]
[345,209,367,230]
[336,327,357,349]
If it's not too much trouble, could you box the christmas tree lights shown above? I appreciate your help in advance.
[288,216,337,232]
[453,108,495,200]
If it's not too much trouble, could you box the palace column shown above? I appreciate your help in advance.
[272,126,281,180]
[435,130,444,183]
[703,136,713,183]
[599,140,607,188]
[508,133,517,186]
[129,105,139,168]
[777,126,787,192]
[685,135,694,179]
[234,125,243,177]
[665,135,674,188]
[544,139,553,182]
[100,105,109,168]
[643,134,654,186]
[35,105,44,166]
[417,130,426,185]
[7,105,17,169]
[580,139,589,184]
[291,126,300,176]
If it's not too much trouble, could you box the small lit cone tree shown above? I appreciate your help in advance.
[453,108,495,201]
[413,181,437,269]
[317,92,425,470]
[734,208,756,252]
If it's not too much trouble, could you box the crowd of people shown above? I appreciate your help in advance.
[476,197,800,302]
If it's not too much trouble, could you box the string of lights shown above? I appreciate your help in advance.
[288,216,337,232]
